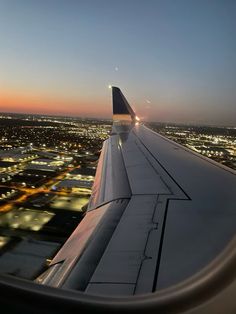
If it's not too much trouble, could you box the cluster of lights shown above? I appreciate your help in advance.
[0,208,55,232]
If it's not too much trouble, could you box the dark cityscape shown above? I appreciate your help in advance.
[0,113,110,279]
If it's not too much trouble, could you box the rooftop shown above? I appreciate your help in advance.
[69,167,96,177]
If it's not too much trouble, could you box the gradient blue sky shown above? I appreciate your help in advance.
[0,0,235,125]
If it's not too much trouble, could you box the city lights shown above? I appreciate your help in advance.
[0,112,111,279]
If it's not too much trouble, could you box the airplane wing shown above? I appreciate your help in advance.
[1,87,236,313]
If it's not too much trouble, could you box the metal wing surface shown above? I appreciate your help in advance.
[1,87,236,314]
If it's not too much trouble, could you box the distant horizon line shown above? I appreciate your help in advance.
[0,110,235,129]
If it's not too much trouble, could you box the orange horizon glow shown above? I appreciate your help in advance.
[0,89,111,118]
[0,89,192,123]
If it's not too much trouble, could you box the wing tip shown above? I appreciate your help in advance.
[112,87,135,122]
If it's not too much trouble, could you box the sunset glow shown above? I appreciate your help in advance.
[0,88,110,117]
[0,1,235,125]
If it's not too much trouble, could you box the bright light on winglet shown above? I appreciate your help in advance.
[135,116,140,126]
[108,85,112,89]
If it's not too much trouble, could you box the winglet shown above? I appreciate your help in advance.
[112,87,136,122]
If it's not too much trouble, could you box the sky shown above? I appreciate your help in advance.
[0,0,236,125]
